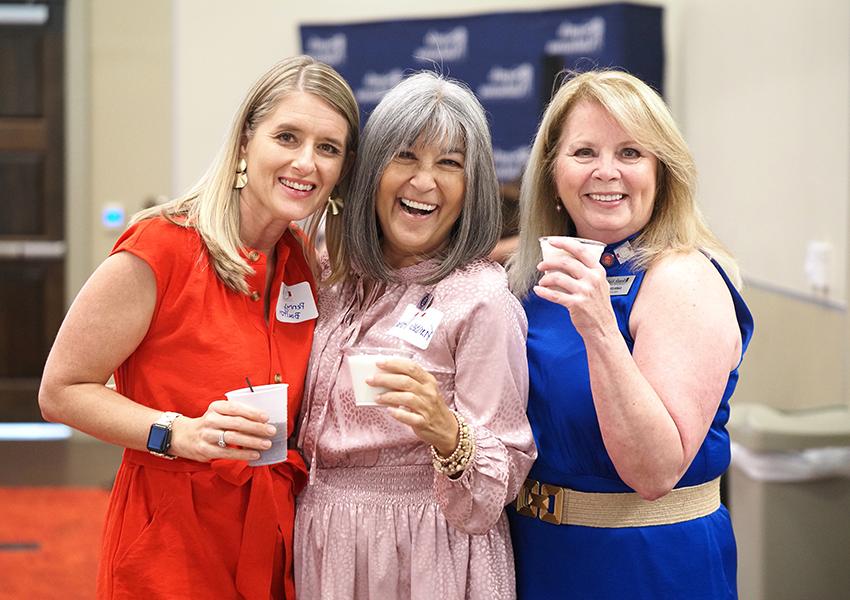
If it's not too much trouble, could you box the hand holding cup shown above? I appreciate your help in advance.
[168,397,279,463]
[224,383,288,466]
[346,347,415,406]
[366,355,458,457]
[535,236,617,335]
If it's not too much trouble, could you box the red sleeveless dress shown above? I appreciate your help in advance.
[97,217,313,599]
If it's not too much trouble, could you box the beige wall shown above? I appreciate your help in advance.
[681,0,850,303]
[66,0,172,298]
[65,0,91,300]
[675,0,850,410]
[67,0,850,410]
[735,284,846,410]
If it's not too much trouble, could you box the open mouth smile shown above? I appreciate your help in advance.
[400,197,437,215]
[280,177,316,192]
[587,193,625,202]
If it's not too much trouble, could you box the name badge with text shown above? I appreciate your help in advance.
[608,275,636,296]
[276,281,318,323]
[387,304,444,349]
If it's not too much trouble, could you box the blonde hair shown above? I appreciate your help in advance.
[132,55,359,294]
[507,69,739,296]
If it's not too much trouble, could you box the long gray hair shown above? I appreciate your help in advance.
[325,71,501,285]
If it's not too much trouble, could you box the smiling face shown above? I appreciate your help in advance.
[554,99,658,244]
[376,138,466,268]
[239,91,349,228]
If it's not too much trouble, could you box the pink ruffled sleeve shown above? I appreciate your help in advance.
[434,274,536,534]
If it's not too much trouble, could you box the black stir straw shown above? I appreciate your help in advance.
[245,377,255,392]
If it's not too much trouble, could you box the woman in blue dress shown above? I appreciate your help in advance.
[506,70,753,599]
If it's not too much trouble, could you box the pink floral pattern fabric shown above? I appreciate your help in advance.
[295,258,536,599]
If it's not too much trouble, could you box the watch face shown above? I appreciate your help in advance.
[146,424,170,453]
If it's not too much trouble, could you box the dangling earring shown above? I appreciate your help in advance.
[327,193,344,216]
[555,196,563,212]
[234,158,248,189]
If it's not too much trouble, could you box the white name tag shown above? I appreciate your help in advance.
[608,275,636,296]
[387,304,444,349]
[276,281,318,323]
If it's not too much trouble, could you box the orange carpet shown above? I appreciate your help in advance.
[0,487,110,599]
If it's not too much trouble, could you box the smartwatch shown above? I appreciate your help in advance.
[146,411,182,459]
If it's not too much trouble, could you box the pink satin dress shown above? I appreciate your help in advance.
[295,258,536,600]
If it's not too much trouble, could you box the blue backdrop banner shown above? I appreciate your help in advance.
[301,3,663,182]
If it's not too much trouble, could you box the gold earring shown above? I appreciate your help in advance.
[234,158,248,189]
[327,194,344,216]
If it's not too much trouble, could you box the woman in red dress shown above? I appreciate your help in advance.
[39,55,359,599]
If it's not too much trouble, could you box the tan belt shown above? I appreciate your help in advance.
[515,477,721,528]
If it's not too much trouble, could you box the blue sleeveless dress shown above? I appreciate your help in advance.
[508,238,754,600]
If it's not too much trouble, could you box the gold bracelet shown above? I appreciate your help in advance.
[431,410,475,477]
[435,413,467,463]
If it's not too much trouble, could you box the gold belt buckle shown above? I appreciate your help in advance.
[516,478,566,524]
[516,479,540,518]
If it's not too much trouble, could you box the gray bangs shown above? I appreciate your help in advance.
[375,91,469,172]
[402,106,467,154]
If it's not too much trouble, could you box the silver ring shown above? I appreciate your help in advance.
[217,430,227,448]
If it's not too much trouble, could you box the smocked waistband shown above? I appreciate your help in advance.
[299,464,435,506]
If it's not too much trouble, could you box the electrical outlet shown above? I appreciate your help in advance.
[804,240,831,294]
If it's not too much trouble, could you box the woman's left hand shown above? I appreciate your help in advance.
[371,358,459,456]
[533,237,615,338]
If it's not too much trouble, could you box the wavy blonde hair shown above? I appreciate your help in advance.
[507,69,739,296]
[131,55,359,294]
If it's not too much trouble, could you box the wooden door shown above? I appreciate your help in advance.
[0,1,65,422]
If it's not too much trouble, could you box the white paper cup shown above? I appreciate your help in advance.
[225,383,288,466]
[539,236,606,263]
[345,347,414,407]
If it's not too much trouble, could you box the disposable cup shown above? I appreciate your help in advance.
[224,383,288,466]
[539,236,606,263]
[345,347,414,407]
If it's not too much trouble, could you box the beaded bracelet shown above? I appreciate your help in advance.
[431,410,476,477]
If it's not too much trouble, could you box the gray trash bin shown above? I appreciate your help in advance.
[728,403,850,600]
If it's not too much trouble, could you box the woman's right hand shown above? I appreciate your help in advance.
[169,399,277,463]
[534,237,616,338]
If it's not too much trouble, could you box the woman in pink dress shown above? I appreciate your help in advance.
[294,72,536,599]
